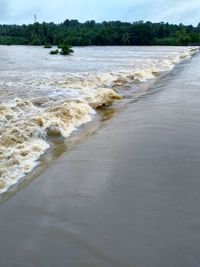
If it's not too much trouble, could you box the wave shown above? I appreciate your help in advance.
[0,46,199,193]
[0,89,120,192]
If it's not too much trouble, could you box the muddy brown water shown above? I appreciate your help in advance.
[0,51,200,267]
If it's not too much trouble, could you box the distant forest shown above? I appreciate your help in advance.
[0,20,200,46]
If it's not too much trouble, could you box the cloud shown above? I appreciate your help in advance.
[0,0,10,19]
[151,0,200,24]
[126,0,200,25]
[0,0,199,25]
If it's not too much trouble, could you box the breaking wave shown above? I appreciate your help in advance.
[0,46,198,192]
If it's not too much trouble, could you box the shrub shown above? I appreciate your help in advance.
[59,43,74,55]
[44,44,52,48]
[50,49,59,55]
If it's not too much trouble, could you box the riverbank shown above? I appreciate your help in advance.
[0,51,200,267]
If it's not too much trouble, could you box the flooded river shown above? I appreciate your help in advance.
[0,45,197,192]
[0,46,200,267]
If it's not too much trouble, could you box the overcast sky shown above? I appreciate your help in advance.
[0,0,200,25]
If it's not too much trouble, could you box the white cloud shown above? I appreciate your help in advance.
[149,0,200,24]
[0,0,199,25]
[0,0,10,19]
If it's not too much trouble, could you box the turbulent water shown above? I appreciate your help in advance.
[0,45,198,193]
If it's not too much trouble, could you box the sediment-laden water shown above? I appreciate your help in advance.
[0,45,198,192]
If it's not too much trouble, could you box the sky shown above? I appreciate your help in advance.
[0,0,200,26]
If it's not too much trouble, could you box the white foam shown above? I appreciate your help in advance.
[0,46,198,193]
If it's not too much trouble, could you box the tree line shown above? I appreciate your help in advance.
[0,20,200,46]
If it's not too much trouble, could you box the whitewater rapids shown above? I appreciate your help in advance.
[0,46,198,192]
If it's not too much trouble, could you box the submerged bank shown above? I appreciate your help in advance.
[0,51,200,267]
[0,46,199,193]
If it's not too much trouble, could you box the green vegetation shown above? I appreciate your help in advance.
[59,42,74,55]
[50,49,59,55]
[0,20,200,46]
[44,43,52,48]
[49,41,73,55]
